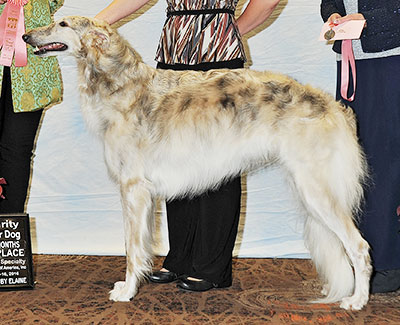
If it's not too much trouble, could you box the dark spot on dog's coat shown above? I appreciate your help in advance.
[180,96,192,112]
[301,91,327,112]
[220,93,236,110]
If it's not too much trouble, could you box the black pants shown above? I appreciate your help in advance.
[0,67,43,213]
[157,59,243,286]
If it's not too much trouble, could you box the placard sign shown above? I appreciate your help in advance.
[0,214,34,290]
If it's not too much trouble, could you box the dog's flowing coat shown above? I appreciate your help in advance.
[23,16,372,310]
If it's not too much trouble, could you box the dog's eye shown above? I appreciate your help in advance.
[59,21,68,27]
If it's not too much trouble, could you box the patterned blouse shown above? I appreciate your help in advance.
[155,0,246,65]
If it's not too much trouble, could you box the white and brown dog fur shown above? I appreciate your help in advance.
[23,16,372,310]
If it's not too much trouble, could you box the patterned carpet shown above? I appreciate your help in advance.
[0,255,399,324]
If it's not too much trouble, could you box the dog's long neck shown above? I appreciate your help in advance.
[76,31,155,99]
[75,29,162,138]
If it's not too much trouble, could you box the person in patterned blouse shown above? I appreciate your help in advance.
[96,0,280,292]
[0,0,63,213]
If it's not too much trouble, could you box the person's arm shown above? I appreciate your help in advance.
[331,13,365,28]
[95,0,152,25]
[236,0,280,36]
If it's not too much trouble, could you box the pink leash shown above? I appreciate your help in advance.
[340,39,356,102]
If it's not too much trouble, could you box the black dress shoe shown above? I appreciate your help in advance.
[371,269,400,293]
[176,275,216,292]
[148,270,179,283]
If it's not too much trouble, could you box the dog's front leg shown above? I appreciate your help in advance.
[109,179,155,302]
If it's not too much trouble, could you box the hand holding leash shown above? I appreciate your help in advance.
[320,14,366,101]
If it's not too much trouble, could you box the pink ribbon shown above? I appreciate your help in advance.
[0,0,28,67]
[0,177,6,199]
[340,39,356,102]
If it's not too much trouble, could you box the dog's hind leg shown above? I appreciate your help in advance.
[282,128,371,310]
[109,179,155,302]
[290,167,371,310]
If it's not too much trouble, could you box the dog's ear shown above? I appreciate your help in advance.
[85,30,110,51]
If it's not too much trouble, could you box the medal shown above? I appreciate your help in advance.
[324,28,335,40]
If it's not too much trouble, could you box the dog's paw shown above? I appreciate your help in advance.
[109,281,136,302]
[340,295,368,310]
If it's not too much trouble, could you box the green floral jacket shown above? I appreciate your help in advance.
[0,0,64,112]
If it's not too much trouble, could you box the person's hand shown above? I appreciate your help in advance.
[0,0,7,4]
[332,13,366,28]
[327,13,342,27]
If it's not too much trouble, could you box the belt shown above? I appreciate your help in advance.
[167,8,234,17]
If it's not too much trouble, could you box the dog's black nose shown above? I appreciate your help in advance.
[22,34,30,43]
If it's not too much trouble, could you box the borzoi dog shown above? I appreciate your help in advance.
[23,16,372,310]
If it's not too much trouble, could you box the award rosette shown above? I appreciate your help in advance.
[0,178,6,199]
[0,0,28,67]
